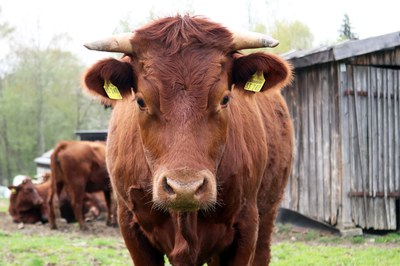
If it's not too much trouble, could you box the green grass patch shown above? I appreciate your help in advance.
[276,223,292,234]
[0,198,9,213]
[351,235,366,244]
[0,232,130,266]
[271,242,400,266]
[374,232,400,244]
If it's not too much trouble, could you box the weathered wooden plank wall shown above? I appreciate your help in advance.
[345,64,400,229]
[281,63,341,225]
[281,47,400,230]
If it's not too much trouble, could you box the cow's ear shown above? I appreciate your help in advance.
[83,57,136,105]
[232,52,292,93]
[7,186,19,194]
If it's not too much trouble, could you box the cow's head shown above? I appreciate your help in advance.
[8,178,43,221]
[83,15,291,212]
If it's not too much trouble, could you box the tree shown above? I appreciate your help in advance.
[246,20,313,55]
[0,33,110,184]
[338,13,358,41]
[269,20,313,54]
[0,7,14,39]
[0,7,15,184]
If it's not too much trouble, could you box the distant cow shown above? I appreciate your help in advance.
[38,173,107,223]
[8,175,107,225]
[8,178,47,224]
[48,141,116,230]
[83,15,293,265]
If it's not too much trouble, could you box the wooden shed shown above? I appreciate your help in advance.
[280,31,400,232]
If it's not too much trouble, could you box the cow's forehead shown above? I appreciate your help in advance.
[136,49,228,114]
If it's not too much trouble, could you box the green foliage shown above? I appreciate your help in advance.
[245,20,313,55]
[338,13,358,41]
[0,35,110,184]
[0,7,14,39]
[269,20,313,54]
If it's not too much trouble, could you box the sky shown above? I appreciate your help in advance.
[1,0,400,64]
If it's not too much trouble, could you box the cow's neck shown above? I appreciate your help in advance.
[170,211,199,265]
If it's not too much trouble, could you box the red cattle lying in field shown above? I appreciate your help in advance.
[8,178,47,224]
[8,175,108,225]
[83,15,293,265]
[48,140,116,230]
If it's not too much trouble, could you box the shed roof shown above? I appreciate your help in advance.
[75,129,108,141]
[34,149,53,167]
[283,31,400,68]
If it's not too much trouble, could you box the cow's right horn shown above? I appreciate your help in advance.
[231,30,279,50]
[84,33,134,53]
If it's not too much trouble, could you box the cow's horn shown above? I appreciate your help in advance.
[231,30,279,50]
[84,33,134,53]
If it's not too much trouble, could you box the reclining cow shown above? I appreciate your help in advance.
[8,175,108,225]
[8,178,47,224]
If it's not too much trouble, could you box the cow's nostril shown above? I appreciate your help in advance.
[162,177,175,195]
[195,178,207,195]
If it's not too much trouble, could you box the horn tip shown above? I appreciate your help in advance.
[83,43,94,50]
[262,37,280,48]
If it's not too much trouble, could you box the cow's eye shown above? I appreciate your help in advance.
[137,97,147,110]
[220,95,230,107]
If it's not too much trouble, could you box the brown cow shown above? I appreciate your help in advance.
[8,175,107,225]
[38,173,107,223]
[83,15,293,265]
[48,141,116,230]
[8,177,47,224]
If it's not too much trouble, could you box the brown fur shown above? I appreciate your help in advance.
[83,15,293,265]
[8,178,46,224]
[48,140,117,230]
[8,175,108,225]
[38,174,108,223]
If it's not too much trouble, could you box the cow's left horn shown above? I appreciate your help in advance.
[84,33,134,53]
[231,30,279,50]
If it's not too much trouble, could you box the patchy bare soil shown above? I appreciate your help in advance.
[0,207,398,250]
[0,211,122,239]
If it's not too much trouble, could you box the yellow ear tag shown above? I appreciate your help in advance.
[103,80,123,100]
[244,71,265,92]
[11,188,16,194]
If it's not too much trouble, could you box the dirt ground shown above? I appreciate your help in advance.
[1,209,397,249]
[0,211,122,239]
[0,209,335,245]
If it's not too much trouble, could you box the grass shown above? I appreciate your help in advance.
[271,242,400,266]
[1,229,399,266]
[0,198,8,213]
[1,198,399,266]
[0,231,130,266]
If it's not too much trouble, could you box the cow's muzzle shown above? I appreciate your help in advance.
[153,168,217,211]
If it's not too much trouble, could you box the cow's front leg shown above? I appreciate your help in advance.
[118,202,164,266]
[220,204,259,266]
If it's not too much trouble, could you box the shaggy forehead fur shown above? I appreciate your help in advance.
[131,15,233,120]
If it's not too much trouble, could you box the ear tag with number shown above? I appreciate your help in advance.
[244,71,265,92]
[104,80,123,100]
